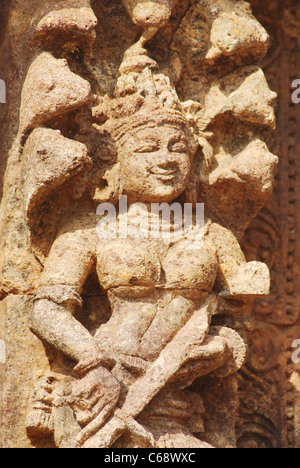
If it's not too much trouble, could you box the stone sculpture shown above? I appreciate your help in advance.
[0,0,277,448]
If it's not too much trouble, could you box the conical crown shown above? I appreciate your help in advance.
[94,44,190,143]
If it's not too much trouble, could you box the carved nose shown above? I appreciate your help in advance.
[158,153,178,169]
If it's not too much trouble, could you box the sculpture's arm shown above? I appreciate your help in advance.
[31,227,111,373]
[31,226,121,430]
[206,222,270,298]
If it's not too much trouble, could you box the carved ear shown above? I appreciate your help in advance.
[92,163,122,205]
[22,128,92,262]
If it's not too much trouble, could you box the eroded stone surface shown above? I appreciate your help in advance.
[19,52,92,136]
[0,0,279,449]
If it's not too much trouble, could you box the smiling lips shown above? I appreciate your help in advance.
[150,168,178,181]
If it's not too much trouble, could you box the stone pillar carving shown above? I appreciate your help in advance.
[0,0,277,448]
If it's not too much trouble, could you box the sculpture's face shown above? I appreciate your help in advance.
[122,0,178,28]
[118,123,191,203]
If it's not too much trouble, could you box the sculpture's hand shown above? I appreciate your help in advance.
[69,366,120,427]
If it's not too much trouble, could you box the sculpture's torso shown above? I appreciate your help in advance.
[94,207,217,362]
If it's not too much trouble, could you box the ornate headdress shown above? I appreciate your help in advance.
[93,42,196,150]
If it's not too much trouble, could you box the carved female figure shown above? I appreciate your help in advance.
[0,0,279,450]
[25,36,272,448]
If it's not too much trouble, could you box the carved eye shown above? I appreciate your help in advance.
[169,141,188,153]
[134,143,160,153]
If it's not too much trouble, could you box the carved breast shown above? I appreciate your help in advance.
[96,238,218,298]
